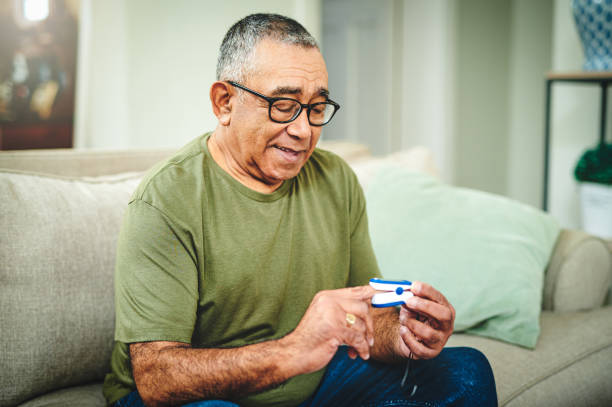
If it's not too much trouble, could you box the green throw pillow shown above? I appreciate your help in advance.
[365,166,560,348]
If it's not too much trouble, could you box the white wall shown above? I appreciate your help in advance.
[453,0,511,195]
[549,0,602,229]
[400,0,457,181]
[321,0,396,156]
[506,0,553,208]
[323,0,555,197]
[74,0,129,149]
[74,0,322,149]
[322,0,456,180]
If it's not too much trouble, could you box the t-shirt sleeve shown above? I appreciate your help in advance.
[114,198,199,344]
[347,170,382,287]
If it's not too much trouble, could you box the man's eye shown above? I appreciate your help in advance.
[273,101,298,113]
[311,105,325,115]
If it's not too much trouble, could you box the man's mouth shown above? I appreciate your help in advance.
[273,146,303,154]
[272,145,306,163]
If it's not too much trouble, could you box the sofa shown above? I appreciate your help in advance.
[1,141,611,407]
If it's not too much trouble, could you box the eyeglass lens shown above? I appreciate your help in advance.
[270,100,336,125]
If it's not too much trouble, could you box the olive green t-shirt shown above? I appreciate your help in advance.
[103,133,381,406]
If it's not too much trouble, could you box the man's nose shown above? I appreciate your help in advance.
[287,107,312,139]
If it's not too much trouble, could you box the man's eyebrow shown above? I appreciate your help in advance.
[271,86,301,96]
[270,86,330,98]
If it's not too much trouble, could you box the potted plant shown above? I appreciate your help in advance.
[574,142,612,239]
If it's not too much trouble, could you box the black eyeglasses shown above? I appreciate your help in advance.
[227,81,340,126]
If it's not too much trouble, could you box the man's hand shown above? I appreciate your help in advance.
[283,286,376,375]
[395,281,455,360]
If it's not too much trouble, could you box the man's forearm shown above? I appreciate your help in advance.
[130,337,300,407]
[370,307,405,364]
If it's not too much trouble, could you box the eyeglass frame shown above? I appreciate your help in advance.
[227,81,340,127]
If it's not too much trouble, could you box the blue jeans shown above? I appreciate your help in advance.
[115,346,497,407]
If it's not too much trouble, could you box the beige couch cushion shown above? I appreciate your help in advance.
[18,383,105,407]
[448,307,612,406]
[0,170,141,407]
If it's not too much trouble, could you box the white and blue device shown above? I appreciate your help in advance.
[369,278,413,307]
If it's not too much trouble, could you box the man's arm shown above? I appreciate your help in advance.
[130,339,298,407]
[130,286,376,407]
[369,307,403,363]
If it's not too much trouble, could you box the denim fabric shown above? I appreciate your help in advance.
[299,346,497,407]
[114,346,496,407]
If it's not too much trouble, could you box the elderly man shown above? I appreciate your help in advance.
[103,13,497,407]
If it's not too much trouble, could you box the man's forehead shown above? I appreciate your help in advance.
[249,39,328,94]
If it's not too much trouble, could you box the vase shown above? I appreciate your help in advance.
[572,0,612,71]
[579,182,612,238]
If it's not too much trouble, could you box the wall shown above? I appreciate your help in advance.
[453,0,511,195]
[506,0,554,208]
[74,0,128,149]
[549,0,604,229]
[323,0,555,198]
[400,0,457,180]
[321,0,397,156]
[322,0,457,179]
[74,0,321,149]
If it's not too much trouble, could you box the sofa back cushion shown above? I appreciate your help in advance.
[364,166,561,349]
[0,170,141,407]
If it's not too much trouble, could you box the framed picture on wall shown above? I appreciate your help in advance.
[0,0,78,150]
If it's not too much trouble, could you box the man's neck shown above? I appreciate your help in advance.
[207,131,283,194]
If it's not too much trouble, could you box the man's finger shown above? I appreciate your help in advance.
[342,300,375,346]
[403,296,454,329]
[399,325,439,360]
[410,281,450,305]
[342,324,371,360]
[402,316,444,346]
[336,285,377,300]
[399,305,418,324]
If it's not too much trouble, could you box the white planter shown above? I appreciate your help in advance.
[579,182,612,239]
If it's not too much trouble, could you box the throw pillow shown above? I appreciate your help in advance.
[365,166,560,348]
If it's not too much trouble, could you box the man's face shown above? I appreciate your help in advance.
[225,39,329,189]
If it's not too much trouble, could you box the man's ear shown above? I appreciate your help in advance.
[210,81,234,126]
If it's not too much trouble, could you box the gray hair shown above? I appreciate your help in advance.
[216,13,319,82]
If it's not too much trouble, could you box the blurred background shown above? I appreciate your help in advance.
[0,0,607,232]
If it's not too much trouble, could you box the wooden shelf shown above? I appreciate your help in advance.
[546,71,612,81]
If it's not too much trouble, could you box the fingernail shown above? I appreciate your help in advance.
[399,326,408,335]
[369,337,374,346]
[363,353,370,360]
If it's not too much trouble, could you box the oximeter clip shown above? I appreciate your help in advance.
[369,278,413,308]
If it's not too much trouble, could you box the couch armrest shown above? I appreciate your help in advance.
[543,229,612,312]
